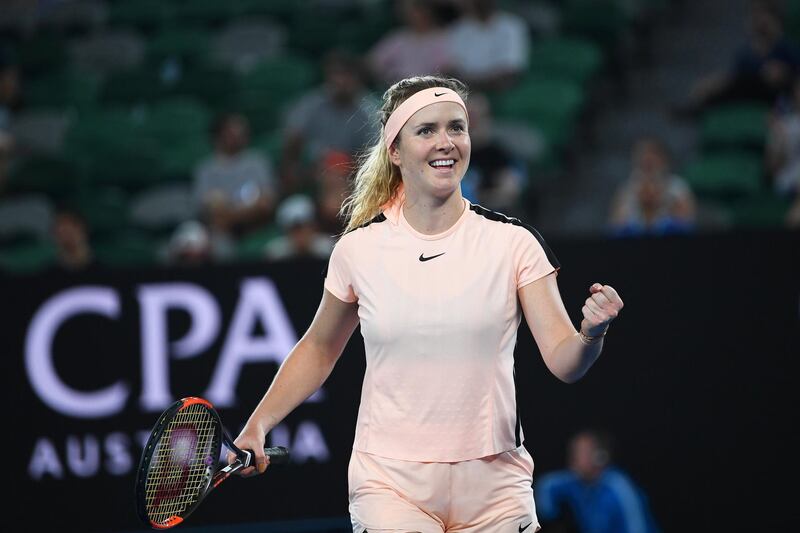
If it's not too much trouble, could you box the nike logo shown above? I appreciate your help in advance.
[419,252,445,262]
[519,522,533,532]
[434,92,446,97]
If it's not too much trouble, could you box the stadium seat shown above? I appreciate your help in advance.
[528,37,604,86]
[725,193,793,228]
[25,68,101,110]
[6,155,83,198]
[493,78,585,149]
[0,241,56,274]
[683,152,763,198]
[561,0,632,50]
[107,0,176,34]
[147,27,213,67]
[700,102,769,151]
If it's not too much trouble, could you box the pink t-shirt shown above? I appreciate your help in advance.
[325,199,559,462]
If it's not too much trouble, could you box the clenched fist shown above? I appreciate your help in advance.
[580,283,624,337]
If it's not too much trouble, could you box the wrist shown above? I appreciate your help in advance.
[577,328,606,346]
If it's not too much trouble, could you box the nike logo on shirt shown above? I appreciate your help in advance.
[519,522,533,532]
[419,252,445,262]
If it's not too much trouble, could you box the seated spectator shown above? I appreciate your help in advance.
[767,77,800,195]
[193,112,277,243]
[682,0,800,114]
[446,0,529,91]
[281,50,379,193]
[265,194,334,260]
[52,208,94,271]
[609,137,696,237]
[461,91,526,213]
[368,0,451,86]
[165,220,214,265]
[535,430,661,533]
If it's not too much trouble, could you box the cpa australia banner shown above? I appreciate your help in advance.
[7,260,364,532]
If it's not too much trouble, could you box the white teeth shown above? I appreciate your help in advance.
[430,160,455,167]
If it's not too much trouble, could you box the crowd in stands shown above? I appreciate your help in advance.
[0,0,798,274]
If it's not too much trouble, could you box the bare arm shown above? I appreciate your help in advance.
[231,288,359,474]
[519,273,623,383]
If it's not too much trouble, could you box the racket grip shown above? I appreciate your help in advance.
[264,446,290,465]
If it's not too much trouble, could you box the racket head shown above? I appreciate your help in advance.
[135,397,224,529]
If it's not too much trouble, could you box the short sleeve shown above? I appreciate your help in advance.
[514,224,560,289]
[323,239,357,303]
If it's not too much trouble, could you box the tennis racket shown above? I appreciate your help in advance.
[135,396,289,529]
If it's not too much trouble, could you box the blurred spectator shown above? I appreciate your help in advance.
[193,112,277,242]
[767,77,800,195]
[446,0,529,91]
[461,91,526,212]
[165,220,213,265]
[535,430,661,533]
[682,0,800,114]
[264,194,334,260]
[314,150,353,235]
[0,61,22,132]
[609,137,696,237]
[52,208,94,271]
[281,50,379,193]
[367,0,452,86]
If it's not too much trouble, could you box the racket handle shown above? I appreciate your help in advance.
[264,446,290,465]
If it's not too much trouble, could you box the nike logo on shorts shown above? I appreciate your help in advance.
[519,521,533,532]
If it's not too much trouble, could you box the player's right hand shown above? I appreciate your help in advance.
[230,423,269,477]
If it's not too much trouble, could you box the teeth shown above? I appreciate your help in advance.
[430,160,455,167]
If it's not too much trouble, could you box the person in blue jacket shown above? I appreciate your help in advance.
[534,430,660,533]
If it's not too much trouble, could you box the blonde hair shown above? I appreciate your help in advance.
[340,76,469,232]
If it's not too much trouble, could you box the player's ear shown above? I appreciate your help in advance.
[388,140,402,167]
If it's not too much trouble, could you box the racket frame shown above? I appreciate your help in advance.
[135,397,251,529]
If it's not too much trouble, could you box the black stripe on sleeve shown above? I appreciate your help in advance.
[469,203,560,269]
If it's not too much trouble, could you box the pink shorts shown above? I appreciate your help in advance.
[348,446,539,533]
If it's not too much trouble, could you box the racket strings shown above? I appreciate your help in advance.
[144,404,219,524]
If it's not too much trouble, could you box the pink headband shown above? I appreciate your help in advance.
[383,87,468,149]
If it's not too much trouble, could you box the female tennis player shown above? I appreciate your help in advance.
[232,75,624,532]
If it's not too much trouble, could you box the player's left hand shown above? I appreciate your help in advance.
[580,283,624,337]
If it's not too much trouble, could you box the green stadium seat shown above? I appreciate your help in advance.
[700,102,769,151]
[561,0,632,50]
[6,156,83,198]
[173,0,239,29]
[67,188,132,238]
[234,56,318,134]
[25,68,101,110]
[787,0,800,42]
[0,241,56,275]
[683,152,763,198]
[94,230,160,268]
[100,67,170,105]
[108,0,176,34]
[528,37,604,86]
[15,35,69,77]
[725,193,793,229]
[236,224,281,261]
[171,65,240,107]
[493,78,585,149]
[147,27,213,67]
[62,108,164,191]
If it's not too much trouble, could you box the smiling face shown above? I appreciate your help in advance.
[388,101,470,201]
